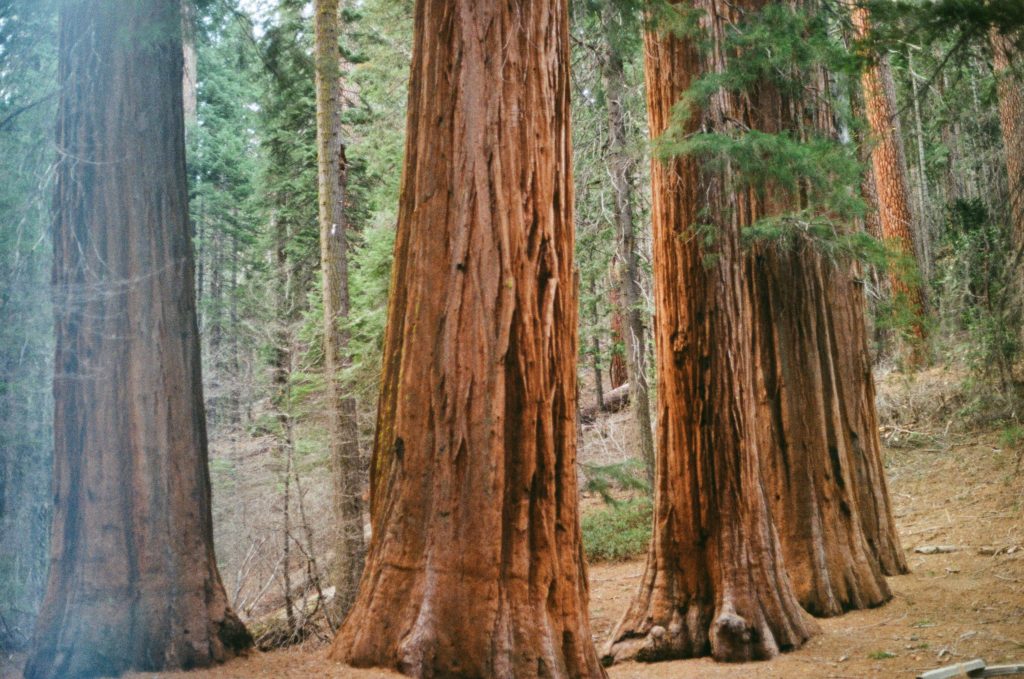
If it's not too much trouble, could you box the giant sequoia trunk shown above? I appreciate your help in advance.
[328,1,604,677]
[751,62,905,614]
[313,0,366,621]
[603,3,816,664]
[754,246,904,615]
[992,32,1024,253]
[604,0,905,664]
[24,3,250,678]
[852,8,928,356]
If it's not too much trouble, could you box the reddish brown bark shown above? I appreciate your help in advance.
[24,3,250,678]
[754,247,904,615]
[751,60,905,613]
[853,8,928,356]
[607,283,628,390]
[605,1,907,662]
[328,1,604,677]
[603,2,816,663]
[992,32,1024,252]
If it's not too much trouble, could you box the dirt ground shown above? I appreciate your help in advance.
[594,439,1024,678]
[4,422,1023,678]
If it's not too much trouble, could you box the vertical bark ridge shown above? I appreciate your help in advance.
[603,2,816,663]
[25,3,250,678]
[330,2,603,677]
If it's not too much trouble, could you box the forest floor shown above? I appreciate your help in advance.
[4,370,1024,679]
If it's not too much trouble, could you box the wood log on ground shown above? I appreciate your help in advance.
[580,383,630,424]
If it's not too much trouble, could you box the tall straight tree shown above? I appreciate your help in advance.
[853,8,928,357]
[747,15,906,609]
[329,0,605,676]
[24,2,251,678]
[991,32,1024,251]
[604,0,904,663]
[603,1,815,663]
[597,1,656,484]
[313,0,365,620]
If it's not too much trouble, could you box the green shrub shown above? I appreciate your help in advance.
[581,497,652,562]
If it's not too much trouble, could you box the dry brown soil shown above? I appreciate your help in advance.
[4,429,1023,679]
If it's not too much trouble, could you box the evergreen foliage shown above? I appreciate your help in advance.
[0,0,56,648]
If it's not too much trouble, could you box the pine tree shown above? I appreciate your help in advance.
[853,6,929,359]
[313,0,366,621]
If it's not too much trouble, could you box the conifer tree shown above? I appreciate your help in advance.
[853,7,929,359]
[605,0,905,663]
[330,1,604,676]
[313,0,365,620]
[25,2,250,676]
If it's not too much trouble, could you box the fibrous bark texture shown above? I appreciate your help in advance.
[992,32,1024,251]
[754,245,901,615]
[750,59,905,612]
[606,0,906,663]
[24,3,251,678]
[328,1,604,677]
[608,284,628,390]
[603,2,816,664]
[313,0,366,620]
[853,8,928,354]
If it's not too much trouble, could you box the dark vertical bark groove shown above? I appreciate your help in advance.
[329,1,604,677]
[603,2,816,663]
[25,3,250,678]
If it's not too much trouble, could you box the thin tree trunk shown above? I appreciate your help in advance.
[313,0,366,621]
[992,31,1024,254]
[853,8,928,359]
[590,280,606,411]
[908,49,931,267]
[273,210,298,637]
[604,2,816,663]
[939,70,966,205]
[329,1,604,676]
[25,3,250,677]
[282,439,296,635]
[600,4,655,485]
